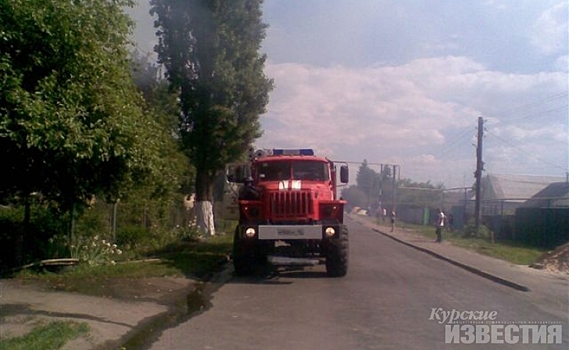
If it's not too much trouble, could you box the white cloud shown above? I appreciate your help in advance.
[125,0,568,187]
[259,56,567,187]
[530,1,568,55]
[483,0,508,10]
[555,55,568,71]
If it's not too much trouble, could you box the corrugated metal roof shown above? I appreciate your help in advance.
[485,174,566,201]
[524,182,569,208]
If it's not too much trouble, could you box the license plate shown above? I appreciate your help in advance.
[258,225,322,240]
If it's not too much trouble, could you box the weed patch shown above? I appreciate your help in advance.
[0,321,89,350]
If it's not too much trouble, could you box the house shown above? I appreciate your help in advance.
[522,182,569,208]
[516,182,569,247]
[481,174,566,215]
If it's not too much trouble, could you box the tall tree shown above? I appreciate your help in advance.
[356,160,380,207]
[0,0,166,263]
[151,0,273,235]
[397,179,443,208]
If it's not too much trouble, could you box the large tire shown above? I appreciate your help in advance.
[232,227,268,276]
[325,226,349,277]
[232,227,256,276]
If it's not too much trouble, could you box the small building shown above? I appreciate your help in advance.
[515,182,569,248]
[481,174,566,215]
[522,182,569,208]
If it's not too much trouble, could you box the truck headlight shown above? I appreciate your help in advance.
[325,227,336,237]
[244,227,256,238]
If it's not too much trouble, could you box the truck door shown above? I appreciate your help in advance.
[220,181,240,221]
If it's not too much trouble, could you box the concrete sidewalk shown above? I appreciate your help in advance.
[0,277,194,350]
[349,214,569,319]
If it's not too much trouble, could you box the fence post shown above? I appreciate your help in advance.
[112,201,117,242]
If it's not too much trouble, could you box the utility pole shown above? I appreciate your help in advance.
[392,165,397,212]
[474,117,484,235]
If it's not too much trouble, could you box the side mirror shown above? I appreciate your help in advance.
[340,165,349,184]
[226,165,240,183]
[226,163,251,183]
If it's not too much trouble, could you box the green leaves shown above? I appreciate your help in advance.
[152,0,273,201]
[0,0,159,210]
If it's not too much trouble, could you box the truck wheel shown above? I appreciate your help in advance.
[325,226,349,277]
[233,252,255,276]
[232,227,262,276]
[233,237,255,276]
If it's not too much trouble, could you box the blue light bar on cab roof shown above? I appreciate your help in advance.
[272,149,314,156]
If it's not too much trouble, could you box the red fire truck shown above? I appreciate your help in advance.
[227,148,349,277]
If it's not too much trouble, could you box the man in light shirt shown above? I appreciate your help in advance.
[435,208,446,243]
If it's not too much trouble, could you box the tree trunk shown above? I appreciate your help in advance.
[14,196,31,267]
[195,170,215,236]
[196,201,215,236]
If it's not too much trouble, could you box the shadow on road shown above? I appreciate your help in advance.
[228,264,329,284]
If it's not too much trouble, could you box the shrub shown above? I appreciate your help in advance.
[69,235,123,266]
[116,225,149,251]
[462,219,492,239]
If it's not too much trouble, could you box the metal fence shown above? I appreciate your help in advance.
[396,193,569,248]
[480,197,569,248]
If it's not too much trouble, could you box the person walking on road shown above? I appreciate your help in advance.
[435,208,446,243]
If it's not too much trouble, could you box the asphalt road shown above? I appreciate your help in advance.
[148,216,568,350]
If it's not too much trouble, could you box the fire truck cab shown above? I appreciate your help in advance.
[227,148,349,277]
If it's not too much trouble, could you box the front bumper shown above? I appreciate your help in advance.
[237,223,343,241]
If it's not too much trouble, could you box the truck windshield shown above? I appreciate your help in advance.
[258,160,329,181]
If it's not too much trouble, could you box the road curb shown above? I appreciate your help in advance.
[371,227,530,292]
[116,261,234,350]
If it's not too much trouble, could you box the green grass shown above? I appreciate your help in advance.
[0,321,89,350]
[15,233,234,293]
[156,233,233,278]
[445,236,547,265]
[4,223,235,349]
[365,216,547,265]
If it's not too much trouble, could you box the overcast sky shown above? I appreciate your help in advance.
[128,0,568,188]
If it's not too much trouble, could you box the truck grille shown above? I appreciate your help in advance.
[269,191,313,219]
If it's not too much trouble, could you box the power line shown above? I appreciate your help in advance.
[485,91,568,125]
[489,105,568,126]
[439,91,567,161]
[438,126,476,159]
[485,131,567,171]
